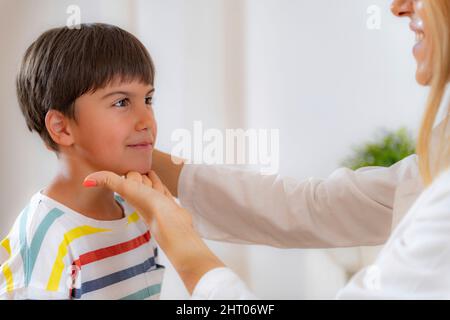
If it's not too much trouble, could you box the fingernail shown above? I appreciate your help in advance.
[83,179,97,187]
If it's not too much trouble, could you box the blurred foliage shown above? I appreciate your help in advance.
[342,127,416,170]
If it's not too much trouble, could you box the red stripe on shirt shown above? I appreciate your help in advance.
[72,230,151,268]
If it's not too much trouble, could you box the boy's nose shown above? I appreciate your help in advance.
[391,0,414,17]
[135,104,156,133]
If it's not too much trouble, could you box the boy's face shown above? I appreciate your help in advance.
[69,79,157,175]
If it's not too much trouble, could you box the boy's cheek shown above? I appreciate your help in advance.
[153,127,158,144]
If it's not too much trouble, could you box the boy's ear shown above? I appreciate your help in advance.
[45,110,75,148]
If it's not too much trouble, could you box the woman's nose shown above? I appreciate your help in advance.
[391,0,414,17]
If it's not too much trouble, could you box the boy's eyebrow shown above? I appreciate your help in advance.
[101,88,155,99]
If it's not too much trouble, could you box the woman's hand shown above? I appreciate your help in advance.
[82,170,225,294]
[84,171,190,245]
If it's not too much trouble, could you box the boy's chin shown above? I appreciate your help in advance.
[117,163,152,176]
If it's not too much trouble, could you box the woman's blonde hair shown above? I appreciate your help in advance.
[417,0,450,185]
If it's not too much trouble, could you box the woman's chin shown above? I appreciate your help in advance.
[416,69,432,86]
[415,59,433,86]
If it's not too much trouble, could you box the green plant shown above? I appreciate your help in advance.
[342,127,416,170]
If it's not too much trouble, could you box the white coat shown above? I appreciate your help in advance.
[177,117,450,299]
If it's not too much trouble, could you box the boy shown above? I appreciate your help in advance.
[0,23,164,299]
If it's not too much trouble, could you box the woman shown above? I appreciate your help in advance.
[84,0,450,299]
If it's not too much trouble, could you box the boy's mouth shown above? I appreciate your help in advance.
[127,140,154,151]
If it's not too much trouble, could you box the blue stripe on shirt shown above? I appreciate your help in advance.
[72,256,156,299]
[27,208,65,285]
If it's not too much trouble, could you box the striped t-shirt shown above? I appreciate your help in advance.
[0,191,165,300]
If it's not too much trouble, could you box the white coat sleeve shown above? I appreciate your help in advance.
[336,169,450,299]
[192,267,257,300]
[178,155,419,248]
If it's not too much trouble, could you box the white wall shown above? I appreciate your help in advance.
[0,0,429,299]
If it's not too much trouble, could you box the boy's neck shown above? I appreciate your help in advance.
[42,155,125,221]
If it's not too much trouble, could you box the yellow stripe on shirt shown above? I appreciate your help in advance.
[2,263,14,292]
[127,212,140,225]
[1,238,11,257]
[46,226,111,291]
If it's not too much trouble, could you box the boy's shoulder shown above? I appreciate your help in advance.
[4,192,142,249]
[0,192,148,256]
[4,192,59,245]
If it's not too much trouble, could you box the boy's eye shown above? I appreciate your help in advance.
[113,98,129,108]
[145,96,153,105]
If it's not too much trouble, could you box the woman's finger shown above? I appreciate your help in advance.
[126,171,143,183]
[148,170,166,194]
[83,171,125,194]
[142,174,153,188]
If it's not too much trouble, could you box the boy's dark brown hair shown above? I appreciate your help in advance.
[16,23,155,151]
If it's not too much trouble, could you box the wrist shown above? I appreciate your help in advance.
[162,229,225,294]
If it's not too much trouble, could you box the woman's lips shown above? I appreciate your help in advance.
[412,32,426,60]
[413,40,424,59]
[410,22,425,59]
